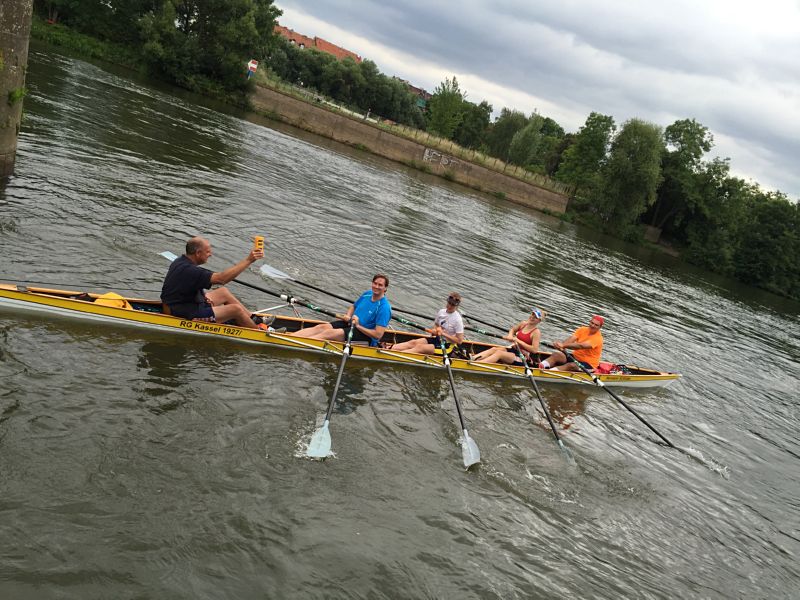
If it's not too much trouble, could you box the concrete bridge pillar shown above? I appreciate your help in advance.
[0,0,34,179]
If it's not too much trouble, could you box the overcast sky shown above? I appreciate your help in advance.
[274,1,800,200]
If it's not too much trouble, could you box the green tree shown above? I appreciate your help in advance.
[595,118,664,236]
[485,108,528,160]
[427,76,465,139]
[646,118,714,235]
[733,192,800,297]
[453,100,492,150]
[544,133,574,177]
[139,0,281,94]
[556,112,615,201]
[681,159,747,274]
[507,114,544,166]
[531,116,566,174]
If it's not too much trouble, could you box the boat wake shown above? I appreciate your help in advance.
[678,445,730,478]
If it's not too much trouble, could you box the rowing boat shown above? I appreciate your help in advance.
[0,283,681,388]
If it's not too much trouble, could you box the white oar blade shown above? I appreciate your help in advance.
[160,251,178,262]
[461,431,481,469]
[559,441,577,467]
[260,264,293,280]
[306,421,332,458]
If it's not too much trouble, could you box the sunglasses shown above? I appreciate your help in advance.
[447,296,461,305]
[589,320,602,327]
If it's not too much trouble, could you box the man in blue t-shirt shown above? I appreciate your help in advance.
[161,236,264,328]
[289,274,391,346]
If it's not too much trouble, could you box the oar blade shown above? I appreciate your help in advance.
[461,430,481,469]
[306,421,332,459]
[260,264,293,280]
[559,441,577,466]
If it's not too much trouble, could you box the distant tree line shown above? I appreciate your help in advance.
[422,77,800,301]
[32,1,800,300]
[266,39,425,127]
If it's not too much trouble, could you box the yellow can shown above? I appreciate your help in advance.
[253,235,264,251]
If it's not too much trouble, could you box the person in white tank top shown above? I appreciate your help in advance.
[388,292,465,354]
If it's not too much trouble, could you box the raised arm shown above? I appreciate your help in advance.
[210,248,262,285]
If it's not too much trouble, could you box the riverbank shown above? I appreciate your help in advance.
[250,83,569,215]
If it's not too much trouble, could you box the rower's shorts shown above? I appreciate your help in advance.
[169,302,215,321]
[426,335,444,348]
[330,319,375,344]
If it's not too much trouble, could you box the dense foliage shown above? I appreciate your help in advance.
[35,0,281,97]
[30,1,800,299]
[423,79,800,299]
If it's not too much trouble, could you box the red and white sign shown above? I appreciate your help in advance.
[247,60,258,73]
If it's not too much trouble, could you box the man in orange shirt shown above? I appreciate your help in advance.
[539,315,604,372]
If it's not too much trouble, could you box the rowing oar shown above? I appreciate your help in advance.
[260,263,507,339]
[307,322,356,458]
[557,348,676,448]
[513,345,576,465]
[439,334,481,469]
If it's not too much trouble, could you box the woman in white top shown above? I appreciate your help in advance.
[389,292,465,354]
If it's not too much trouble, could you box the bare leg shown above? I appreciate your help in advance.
[391,337,435,353]
[205,287,258,328]
[206,288,257,328]
[206,287,244,308]
[310,327,345,342]
[541,350,568,369]
[290,323,346,342]
[477,347,517,364]
[290,322,334,338]
[472,345,506,361]
[552,361,582,372]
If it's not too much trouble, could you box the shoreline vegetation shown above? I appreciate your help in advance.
[27,6,800,301]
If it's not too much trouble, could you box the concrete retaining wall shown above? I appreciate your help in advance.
[0,0,34,178]
[251,86,568,214]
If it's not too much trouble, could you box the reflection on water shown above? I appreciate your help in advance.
[136,341,192,413]
[1,44,799,599]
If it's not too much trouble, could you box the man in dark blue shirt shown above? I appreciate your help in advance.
[161,236,264,328]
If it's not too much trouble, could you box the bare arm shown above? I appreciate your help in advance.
[210,248,262,285]
[351,313,385,341]
[435,327,464,345]
[553,333,593,351]
[552,332,578,351]
[360,323,386,341]
[503,321,524,342]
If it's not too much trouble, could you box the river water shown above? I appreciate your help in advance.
[1,45,798,599]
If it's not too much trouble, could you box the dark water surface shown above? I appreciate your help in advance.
[1,47,799,599]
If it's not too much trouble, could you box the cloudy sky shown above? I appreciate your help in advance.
[274,0,800,200]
